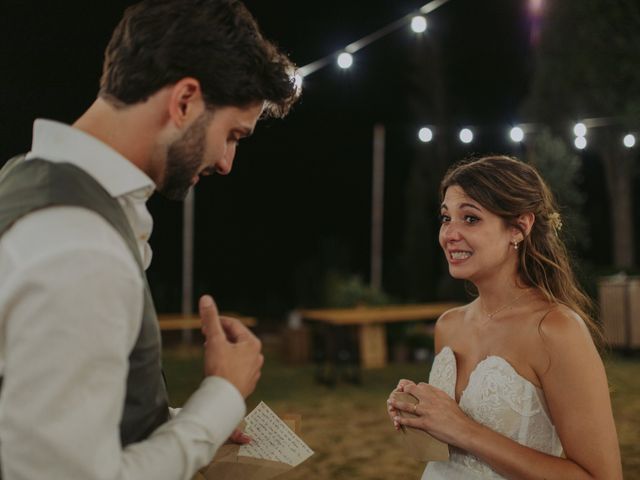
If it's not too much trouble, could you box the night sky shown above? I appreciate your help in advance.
[1,1,629,319]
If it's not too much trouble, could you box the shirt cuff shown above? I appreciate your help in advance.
[178,376,246,440]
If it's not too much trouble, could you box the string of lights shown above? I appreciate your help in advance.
[416,120,637,150]
[296,0,452,80]
[293,0,638,150]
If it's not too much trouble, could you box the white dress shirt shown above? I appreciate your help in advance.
[0,119,245,479]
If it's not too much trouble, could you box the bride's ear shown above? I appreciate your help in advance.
[514,212,535,240]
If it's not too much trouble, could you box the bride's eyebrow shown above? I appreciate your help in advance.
[459,202,482,212]
[440,202,482,212]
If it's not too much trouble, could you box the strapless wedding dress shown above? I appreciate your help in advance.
[422,346,563,479]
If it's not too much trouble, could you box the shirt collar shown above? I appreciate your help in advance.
[26,119,156,199]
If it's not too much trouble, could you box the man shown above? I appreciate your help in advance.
[0,0,298,478]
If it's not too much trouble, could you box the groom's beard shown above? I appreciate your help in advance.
[159,113,209,201]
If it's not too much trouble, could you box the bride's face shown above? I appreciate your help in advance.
[438,185,519,283]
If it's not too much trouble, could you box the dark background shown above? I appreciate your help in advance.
[2,0,637,319]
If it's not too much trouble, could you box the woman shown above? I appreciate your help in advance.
[387,156,622,479]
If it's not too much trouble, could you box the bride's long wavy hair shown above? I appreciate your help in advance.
[440,155,602,347]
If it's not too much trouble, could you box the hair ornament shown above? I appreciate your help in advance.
[548,211,563,232]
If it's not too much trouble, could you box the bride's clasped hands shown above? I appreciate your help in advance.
[387,380,474,448]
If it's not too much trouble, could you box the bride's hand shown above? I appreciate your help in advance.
[389,382,472,446]
[386,379,416,431]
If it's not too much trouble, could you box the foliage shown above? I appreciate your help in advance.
[527,129,588,250]
[523,0,640,268]
[322,271,392,308]
[525,1,640,124]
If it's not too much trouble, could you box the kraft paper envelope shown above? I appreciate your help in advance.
[199,444,291,480]
[395,392,449,462]
[196,407,311,480]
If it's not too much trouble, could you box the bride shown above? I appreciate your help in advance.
[388,156,622,479]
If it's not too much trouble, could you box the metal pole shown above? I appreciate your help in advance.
[370,124,385,291]
[181,188,195,343]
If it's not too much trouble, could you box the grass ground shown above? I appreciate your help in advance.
[163,343,640,480]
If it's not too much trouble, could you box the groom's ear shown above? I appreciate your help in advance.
[167,77,205,129]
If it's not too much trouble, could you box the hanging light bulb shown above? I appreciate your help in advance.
[623,134,636,148]
[509,126,525,142]
[573,122,587,137]
[411,16,427,33]
[337,52,353,69]
[418,127,433,143]
[574,136,587,150]
[459,128,474,144]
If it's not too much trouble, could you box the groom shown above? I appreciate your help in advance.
[0,0,298,478]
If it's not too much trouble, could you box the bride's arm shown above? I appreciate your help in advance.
[391,308,622,480]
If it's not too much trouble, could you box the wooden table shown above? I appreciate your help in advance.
[299,303,460,374]
[158,313,257,331]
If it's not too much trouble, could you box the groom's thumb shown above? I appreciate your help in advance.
[199,295,223,339]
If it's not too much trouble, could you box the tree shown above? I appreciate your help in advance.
[524,0,640,269]
[402,35,452,301]
[527,129,588,252]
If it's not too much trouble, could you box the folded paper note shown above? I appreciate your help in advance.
[199,402,314,480]
[395,392,449,462]
[239,402,314,466]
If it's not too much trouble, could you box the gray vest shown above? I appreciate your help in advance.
[0,156,169,446]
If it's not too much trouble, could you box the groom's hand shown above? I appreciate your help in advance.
[200,295,264,398]
[228,428,252,445]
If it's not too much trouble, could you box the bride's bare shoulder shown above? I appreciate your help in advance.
[435,303,471,351]
[538,304,594,347]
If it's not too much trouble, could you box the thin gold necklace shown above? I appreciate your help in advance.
[481,288,531,319]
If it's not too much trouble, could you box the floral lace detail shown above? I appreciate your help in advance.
[423,347,563,479]
[428,347,456,398]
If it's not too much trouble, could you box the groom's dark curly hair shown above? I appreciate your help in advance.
[99,0,298,118]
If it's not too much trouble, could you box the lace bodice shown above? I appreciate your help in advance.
[422,346,563,479]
